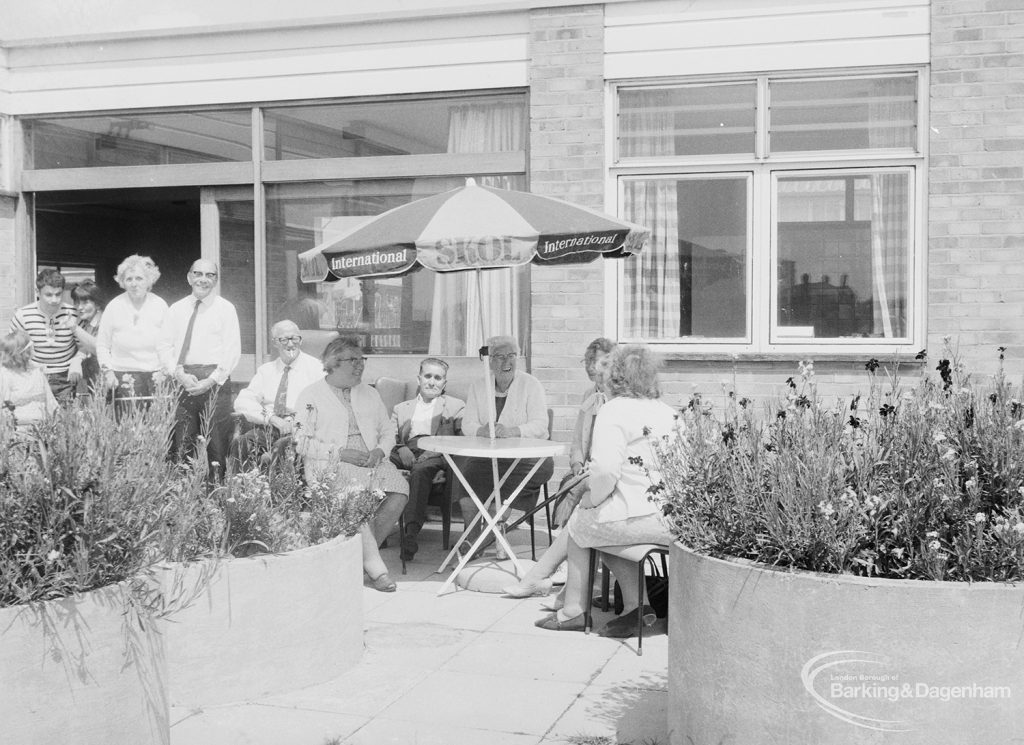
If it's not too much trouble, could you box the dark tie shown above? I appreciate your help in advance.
[175,298,201,367]
[273,365,291,417]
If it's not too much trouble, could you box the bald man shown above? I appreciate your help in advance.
[165,258,241,477]
[230,319,324,470]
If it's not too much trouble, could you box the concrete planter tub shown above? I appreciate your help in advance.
[668,541,1024,745]
[160,532,364,707]
[0,582,168,745]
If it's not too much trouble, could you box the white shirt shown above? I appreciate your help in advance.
[163,293,241,385]
[96,292,171,372]
[409,395,441,438]
[233,351,324,423]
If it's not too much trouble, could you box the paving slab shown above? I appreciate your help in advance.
[171,517,671,745]
[440,628,619,684]
[364,585,517,630]
[170,703,366,745]
[375,668,584,736]
[343,717,543,745]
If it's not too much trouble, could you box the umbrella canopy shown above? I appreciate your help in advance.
[299,179,649,282]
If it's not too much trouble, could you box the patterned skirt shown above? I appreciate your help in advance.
[329,433,409,496]
[567,509,671,549]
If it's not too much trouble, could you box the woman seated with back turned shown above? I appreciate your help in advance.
[293,335,409,592]
[534,344,677,637]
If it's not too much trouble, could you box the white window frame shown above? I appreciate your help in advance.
[605,67,927,357]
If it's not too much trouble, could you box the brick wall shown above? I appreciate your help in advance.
[528,4,606,448]
[930,0,1024,376]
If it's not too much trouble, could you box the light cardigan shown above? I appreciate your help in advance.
[96,292,171,372]
[463,370,548,439]
[587,396,678,524]
[293,380,396,475]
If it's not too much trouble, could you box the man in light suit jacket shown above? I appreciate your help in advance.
[390,357,464,561]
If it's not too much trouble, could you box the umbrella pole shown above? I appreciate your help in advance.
[478,268,497,441]
[478,269,508,560]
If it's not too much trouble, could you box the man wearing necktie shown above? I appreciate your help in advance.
[165,259,241,478]
[231,319,323,470]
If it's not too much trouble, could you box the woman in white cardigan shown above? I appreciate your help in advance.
[455,334,554,555]
[535,344,677,636]
[293,335,409,592]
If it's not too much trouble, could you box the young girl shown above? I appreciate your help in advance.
[0,329,59,430]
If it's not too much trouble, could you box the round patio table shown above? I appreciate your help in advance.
[419,435,567,595]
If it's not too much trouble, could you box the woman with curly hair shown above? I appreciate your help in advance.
[96,254,170,402]
[534,344,678,637]
[0,329,58,429]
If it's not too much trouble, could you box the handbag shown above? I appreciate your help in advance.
[645,562,670,619]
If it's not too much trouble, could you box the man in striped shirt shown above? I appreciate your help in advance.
[9,269,80,404]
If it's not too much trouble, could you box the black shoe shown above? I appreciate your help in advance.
[400,532,418,561]
[600,605,657,638]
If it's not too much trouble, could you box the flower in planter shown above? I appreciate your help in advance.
[647,344,1024,582]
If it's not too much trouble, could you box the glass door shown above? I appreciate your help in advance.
[200,186,257,380]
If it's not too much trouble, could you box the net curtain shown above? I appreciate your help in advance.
[622,89,681,339]
[868,78,912,339]
[428,102,523,355]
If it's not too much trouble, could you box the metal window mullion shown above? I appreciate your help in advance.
[752,165,771,352]
[252,106,267,366]
[756,76,769,161]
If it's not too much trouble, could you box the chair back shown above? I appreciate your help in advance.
[373,376,416,416]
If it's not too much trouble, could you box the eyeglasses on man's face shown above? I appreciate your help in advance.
[491,353,518,363]
[190,270,218,280]
[275,335,302,345]
[337,356,367,365]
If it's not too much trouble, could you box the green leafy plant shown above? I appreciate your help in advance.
[649,345,1024,581]
[0,386,208,606]
[1,382,380,609]
[186,449,385,559]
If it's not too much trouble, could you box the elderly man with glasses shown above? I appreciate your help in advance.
[230,319,324,471]
[165,259,240,478]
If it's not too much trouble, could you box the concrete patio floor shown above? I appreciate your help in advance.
[170,520,670,745]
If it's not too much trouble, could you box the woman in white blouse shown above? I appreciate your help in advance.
[534,345,678,636]
[96,255,170,402]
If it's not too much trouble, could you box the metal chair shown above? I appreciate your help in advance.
[584,543,669,656]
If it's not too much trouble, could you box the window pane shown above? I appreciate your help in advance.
[264,94,525,160]
[618,83,756,158]
[266,175,528,355]
[621,177,748,339]
[217,198,258,357]
[776,173,910,340]
[24,112,252,169]
[770,75,917,152]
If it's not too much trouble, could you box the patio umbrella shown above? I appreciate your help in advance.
[298,178,649,436]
